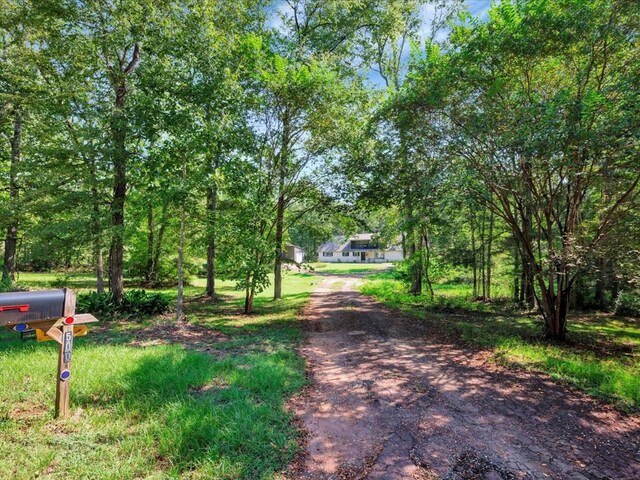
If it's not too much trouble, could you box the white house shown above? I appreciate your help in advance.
[284,244,305,264]
[317,233,404,263]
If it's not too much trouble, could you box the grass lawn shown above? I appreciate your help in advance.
[0,270,315,479]
[362,273,640,412]
[307,261,394,275]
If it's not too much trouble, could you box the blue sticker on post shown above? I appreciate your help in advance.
[14,323,29,332]
[60,369,71,381]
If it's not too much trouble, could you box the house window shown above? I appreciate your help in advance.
[322,252,333,257]
[353,252,359,256]
[342,252,350,257]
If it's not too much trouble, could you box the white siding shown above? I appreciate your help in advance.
[319,249,403,263]
[385,250,404,262]
[320,252,340,262]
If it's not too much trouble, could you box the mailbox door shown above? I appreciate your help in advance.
[0,290,66,327]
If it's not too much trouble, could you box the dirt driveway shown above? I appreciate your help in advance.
[289,275,640,480]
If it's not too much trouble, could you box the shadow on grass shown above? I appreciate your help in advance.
[72,345,305,477]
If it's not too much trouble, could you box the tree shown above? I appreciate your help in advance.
[0,0,39,283]
[407,0,640,338]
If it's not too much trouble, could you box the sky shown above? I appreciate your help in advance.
[268,1,493,31]
[267,0,493,87]
[466,0,493,17]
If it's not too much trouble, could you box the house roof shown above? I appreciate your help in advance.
[285,243,304,251]
[318,233,402,253]
[318,238,346,253]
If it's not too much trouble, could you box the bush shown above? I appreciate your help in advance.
[77,289,170,318]
[77,291,117,316]
[122,289,170,316]
[613,291,640,317]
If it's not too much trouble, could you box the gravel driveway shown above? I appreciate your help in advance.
[289,275,640,480]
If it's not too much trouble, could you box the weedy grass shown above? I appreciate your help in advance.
[0,272,315,479]
[362,276,640,412]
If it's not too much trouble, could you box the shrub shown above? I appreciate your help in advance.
[77,291,117,316]
[613,291,640,317]
[122,289,170,316]
[389,260,412,282]
[77,289,170,318]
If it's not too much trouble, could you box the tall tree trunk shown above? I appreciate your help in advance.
[108,83,128,304]
[145,202,155,286]
[176,204,186,322]
[273,109,290,301]
[205,182,217,298]
[107,44,139,305]
[486,208,494,301]
[422,224,434,299]
[542,267,571,340]
[176,159,187,322]
[513,242,520,303]
[3,112,21,284]
[409,238,422,295]
[471,214,477,297]
[244,284,255,314]
[273,192,285,300]
[520,211,535,309]
[480,209,486,301]
[406,203,422,295]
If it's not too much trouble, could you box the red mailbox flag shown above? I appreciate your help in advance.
[0,305,29,312]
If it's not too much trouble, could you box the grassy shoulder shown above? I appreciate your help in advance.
[361,273,640,412]
[0,271,314,479]
[308,261,394,275]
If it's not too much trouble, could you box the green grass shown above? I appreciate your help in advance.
[0,271,316,479]
[362,276,640,412]
[308,262,394,275]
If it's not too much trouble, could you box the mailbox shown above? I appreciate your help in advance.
[0,290,67,327]
[0,288,99,418]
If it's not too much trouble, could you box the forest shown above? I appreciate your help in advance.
[2,1,640,478]
[1,0,639,334]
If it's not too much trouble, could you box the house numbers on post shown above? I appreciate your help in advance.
[63,330,73,364]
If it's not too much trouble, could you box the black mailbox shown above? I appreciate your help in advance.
[0,290,67,327]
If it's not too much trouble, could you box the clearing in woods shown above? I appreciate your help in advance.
[290,274,640,480]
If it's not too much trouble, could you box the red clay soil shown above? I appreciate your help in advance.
[289,276,640,480]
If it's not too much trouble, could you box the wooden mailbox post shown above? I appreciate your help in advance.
[0,288,98,418]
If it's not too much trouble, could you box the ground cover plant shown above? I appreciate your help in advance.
[0,272,314,479]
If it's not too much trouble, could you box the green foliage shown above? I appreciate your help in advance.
[122,290,171,316]
[613,292,640,318]
[77,290,170,318]
[362,277,490,312]
[0,276,12,293]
